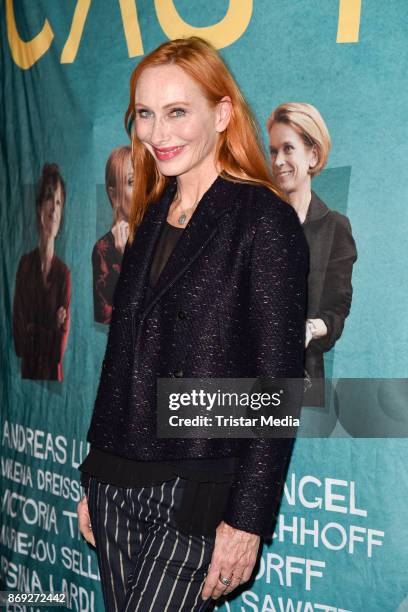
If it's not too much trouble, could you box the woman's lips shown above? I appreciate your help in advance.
[153,145,185,161]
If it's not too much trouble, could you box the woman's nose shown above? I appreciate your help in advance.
[150,117,169,145]
[275,150,285,166]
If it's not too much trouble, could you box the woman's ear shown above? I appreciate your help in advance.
[215,96,232,133]
[309,146,318,172]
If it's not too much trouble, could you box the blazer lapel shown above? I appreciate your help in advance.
[125,179,177,313]
[303,191,335,316]
[141,175,241,317]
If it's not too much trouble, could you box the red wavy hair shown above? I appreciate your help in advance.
[125,37,283,242]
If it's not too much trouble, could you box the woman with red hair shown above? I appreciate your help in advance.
[92,145,133,324]
[78,37,307,611]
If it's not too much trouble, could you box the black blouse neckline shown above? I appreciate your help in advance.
[165,220,184,231]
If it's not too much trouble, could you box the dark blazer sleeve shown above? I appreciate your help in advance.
[312,214,357,353]
[222,202,308,536]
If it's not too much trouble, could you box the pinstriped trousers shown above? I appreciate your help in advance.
[87,475,217,612]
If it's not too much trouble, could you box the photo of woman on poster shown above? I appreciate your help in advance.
[12,163,71,381]
[92,145,133,324]
[267,103,357,407]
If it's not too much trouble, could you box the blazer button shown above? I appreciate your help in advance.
[174,369,184,378]
[177,310,186,320]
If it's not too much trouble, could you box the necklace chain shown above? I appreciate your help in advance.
[172,193,199,226]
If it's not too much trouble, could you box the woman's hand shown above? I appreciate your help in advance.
[201,521,260,601]
[77,495,96,547]
[305,318,328,347]
[111,220,130,253]
[56,306,67,329]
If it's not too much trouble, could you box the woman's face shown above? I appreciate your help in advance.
[110,155,134,221]
[268,122,317,195]
[39,181,63,239]
[134,64,227,181]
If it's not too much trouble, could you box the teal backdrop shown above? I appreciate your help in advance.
[1,1,408,611]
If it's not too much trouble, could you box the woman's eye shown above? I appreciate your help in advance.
[284,145,294,153]
[136,109,152,119]
[169,108,186,118]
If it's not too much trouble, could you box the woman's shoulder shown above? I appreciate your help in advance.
[227,178,298,225]
[17,248,38,273]
[21,247,38,260]
[310,191,352,230]
[93,230,114,250]
[52,254,70,277]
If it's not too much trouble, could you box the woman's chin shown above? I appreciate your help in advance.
[277,177,293,190]
[41,227,59,240]
[155,164,182,178]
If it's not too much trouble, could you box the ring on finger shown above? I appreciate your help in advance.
[225,576,241,591]
[218,575,232,587]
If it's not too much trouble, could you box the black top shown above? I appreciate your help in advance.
[80,221,238,520]
[82,176,307,537]
[148,221,183,291]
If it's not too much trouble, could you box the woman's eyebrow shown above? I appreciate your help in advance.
[135,101,191,109]
[269,141,293,149]
[162,101,190,108]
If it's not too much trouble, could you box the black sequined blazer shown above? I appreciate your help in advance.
[86,175,308,536]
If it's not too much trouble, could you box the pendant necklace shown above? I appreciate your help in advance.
[178,211,187,225]
[173,193,199,226]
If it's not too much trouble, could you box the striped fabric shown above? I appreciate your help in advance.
[87,476,217,611]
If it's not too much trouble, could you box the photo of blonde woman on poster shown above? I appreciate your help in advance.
[267,103,357,407]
